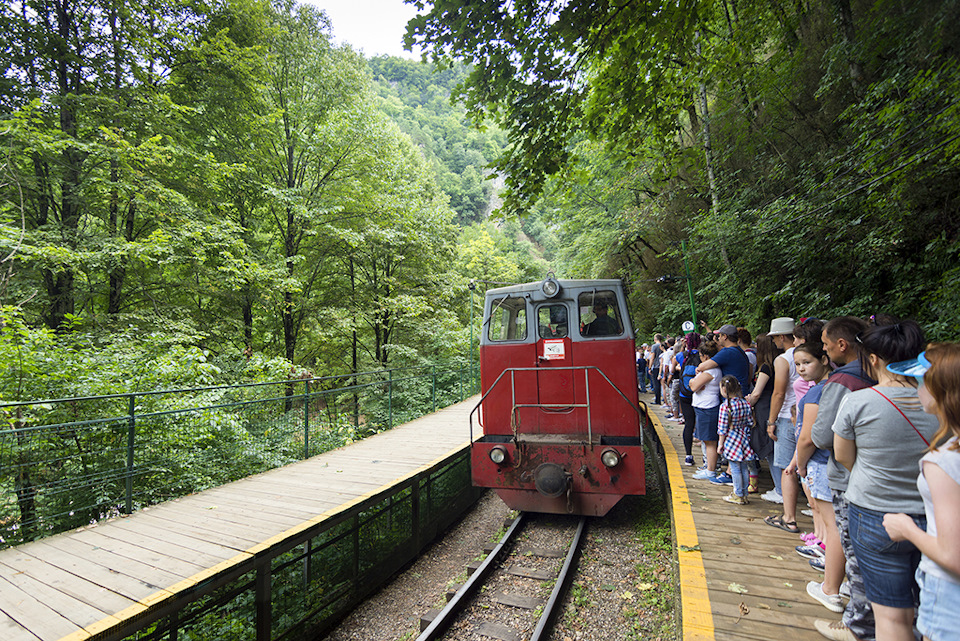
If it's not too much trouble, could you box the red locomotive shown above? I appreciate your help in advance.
[470,276,646,516]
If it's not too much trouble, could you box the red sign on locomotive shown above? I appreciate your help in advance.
[470,276,647,516]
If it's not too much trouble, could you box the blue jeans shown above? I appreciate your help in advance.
[772,416,796,468]
[849,502,924,608]
[729,460,750,498]
[637,366,648,392]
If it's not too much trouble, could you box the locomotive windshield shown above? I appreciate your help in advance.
[537,304,568,338]
[578,291,623,337]
[487,296,527,341]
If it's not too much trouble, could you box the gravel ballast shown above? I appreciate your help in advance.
[320,450,677,641]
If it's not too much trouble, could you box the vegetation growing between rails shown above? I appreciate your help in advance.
[557,457,677,639]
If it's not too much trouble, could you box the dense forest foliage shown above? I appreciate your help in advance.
[368,57,503,225]
[4,0,958,403]
[0,0,554,403]
[410,0,960,340]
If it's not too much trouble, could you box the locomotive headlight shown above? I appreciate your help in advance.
[489,446,507,465]
[541,276,561,298]
[601,448,621,468]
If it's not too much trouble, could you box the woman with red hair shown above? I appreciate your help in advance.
[884,343,960,641]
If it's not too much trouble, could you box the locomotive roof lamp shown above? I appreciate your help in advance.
[656,240,699,329]
[540,272,561,298]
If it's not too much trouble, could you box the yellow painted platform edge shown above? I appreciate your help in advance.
[651,413,716,641]
[56,440,474,641]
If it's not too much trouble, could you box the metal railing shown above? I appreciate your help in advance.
[0,361,480,549]
[468,365,645,445]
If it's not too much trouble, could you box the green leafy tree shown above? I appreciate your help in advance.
[0,0,211,330]
[368,57,505,224]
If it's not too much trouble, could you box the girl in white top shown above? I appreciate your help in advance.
[884,344,960,641]
[690,340,722,479]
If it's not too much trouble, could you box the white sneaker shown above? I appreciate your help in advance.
[801,508,814,517]
[807,581,844,613]
[692,469,717,480]
[760,490,784,504]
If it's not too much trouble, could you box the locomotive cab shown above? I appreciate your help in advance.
[471,277,646,516]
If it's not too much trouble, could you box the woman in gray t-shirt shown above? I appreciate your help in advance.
[833,320,937,641]
[883,344,960,641]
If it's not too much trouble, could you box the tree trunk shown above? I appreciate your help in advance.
[832,0,864,91]
[282,203,297,364]
[696,33,731,268]
[235,199,255,350]
[350,256,359,425]
[107,6,126,316]
[44,0,85,330]
[14,410,37,542]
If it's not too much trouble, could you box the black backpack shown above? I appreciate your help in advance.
[678,350,701,398]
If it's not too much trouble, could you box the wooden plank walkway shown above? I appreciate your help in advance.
[648,401,841,640]
[0,397,479,641]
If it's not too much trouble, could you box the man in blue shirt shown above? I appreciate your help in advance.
[697,324,751,391]
[693,324,752,486]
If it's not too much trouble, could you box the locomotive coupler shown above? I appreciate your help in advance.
[533,463,572,499]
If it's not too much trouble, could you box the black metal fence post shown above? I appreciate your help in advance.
[256,564,272,641]
[125,394,135,514]
[303,379,310,459]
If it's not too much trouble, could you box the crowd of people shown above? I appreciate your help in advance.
[636,318,960,641]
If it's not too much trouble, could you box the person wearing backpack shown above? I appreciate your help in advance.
[678,333,702,466]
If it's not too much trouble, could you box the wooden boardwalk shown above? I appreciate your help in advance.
[648,400,842,640]
[0,397,479,641]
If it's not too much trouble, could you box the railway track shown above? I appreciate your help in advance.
[417,512,587,641]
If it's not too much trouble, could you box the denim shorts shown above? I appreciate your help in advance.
[694,405,720,441]
[916,567,960,641]
[773,417,796,468]
[848,502,925,608]
[805,459,831,502]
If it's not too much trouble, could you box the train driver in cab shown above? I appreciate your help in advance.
[582,301,621,336]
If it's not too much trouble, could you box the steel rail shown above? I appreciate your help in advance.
[531,516,587,641]
[416,513,527,641]
[416,513,587,641]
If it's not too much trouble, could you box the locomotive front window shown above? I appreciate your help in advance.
[537,304,568,338]
[487,296,527,341]
[578,291,623,337]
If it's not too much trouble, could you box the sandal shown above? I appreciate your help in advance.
[763,515,799,533]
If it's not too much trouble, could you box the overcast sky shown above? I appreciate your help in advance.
[307,0,424,60]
